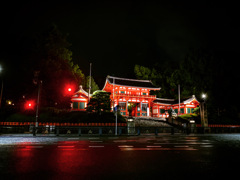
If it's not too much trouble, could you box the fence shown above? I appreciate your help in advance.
[1,124,240,135]
[0,125,179,136]
[0,122,127,127]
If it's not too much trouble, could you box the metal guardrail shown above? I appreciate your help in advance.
[0,126,178,136]
[1,126,240,135]
[54,127,179,136]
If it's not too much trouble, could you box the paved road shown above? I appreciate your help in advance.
[1,134,240,179]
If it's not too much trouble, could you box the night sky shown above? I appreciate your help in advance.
[0,1,239,87]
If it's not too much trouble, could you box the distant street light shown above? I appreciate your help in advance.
[201,93,208,128]
[202,93,207,101]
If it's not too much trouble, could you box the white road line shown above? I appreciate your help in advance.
[120,147,197,151]
[89,146,104,148]
[154,143,211,145]
[146,146,162,148]
[200,145,214,147]
[118,145,134,148]
[114,140,127,143]
[24,146,44,148]
[174,146,189,148]
[67,138,79,140]
[89,137,100,140]
[58,146,75,148]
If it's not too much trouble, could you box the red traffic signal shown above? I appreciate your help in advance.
[64,84,75,96]
[25,100,35,110]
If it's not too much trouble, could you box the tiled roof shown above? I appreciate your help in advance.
[106,76,160,89]
[153,95,199,105]
[153,98,176,105]
[73,85,91,97]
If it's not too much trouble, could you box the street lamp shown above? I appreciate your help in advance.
[202,93,207,101]
[201,93,208,128]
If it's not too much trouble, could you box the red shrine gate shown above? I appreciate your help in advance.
[102,76,160,117]
[71,76,200,119]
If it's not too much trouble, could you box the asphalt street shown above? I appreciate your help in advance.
[0,134,240,179]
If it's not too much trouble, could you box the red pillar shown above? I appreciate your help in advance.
[148,101,151,117]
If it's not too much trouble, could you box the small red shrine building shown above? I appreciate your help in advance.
[71,76,200,119]
[152,95,199,118]
[71,85,91,111]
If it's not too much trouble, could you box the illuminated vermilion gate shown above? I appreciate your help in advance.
[71,76,200,118]
[102,76,160,117]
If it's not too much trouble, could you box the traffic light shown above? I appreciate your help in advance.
[25,100,35,110]
[64,84,75,96]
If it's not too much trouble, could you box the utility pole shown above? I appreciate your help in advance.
[0,65,3,109]
[178,84,180,115]
[33,80,42,136]
[112,77,117,135]
[0,80,3,109]
[115,106,118,136]
[113,77,115,108]
[88,63,92,103]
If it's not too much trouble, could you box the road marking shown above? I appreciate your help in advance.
[146,146,162,148]
[120,147,197,151]
[24,146,43,149]
[90,141,103,143]
[89,137,100,140]
[89,146,104,148]
[154,143,211,145]
[114,140,127,143]
[67,138,79,140]
[63,141,79,144]
[58,146,75,148]
[118,145,134,148]
[174,146,189,148]
[200,145,214,147]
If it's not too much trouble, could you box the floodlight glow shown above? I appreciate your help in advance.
[202,94,206,99]
[25,100,35,110]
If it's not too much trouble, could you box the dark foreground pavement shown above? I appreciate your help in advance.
[0,134,240,179]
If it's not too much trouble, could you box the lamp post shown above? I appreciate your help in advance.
[200,93,208,128]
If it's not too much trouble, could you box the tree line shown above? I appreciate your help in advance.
[134,49,240,124]
[2,24,99,110]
